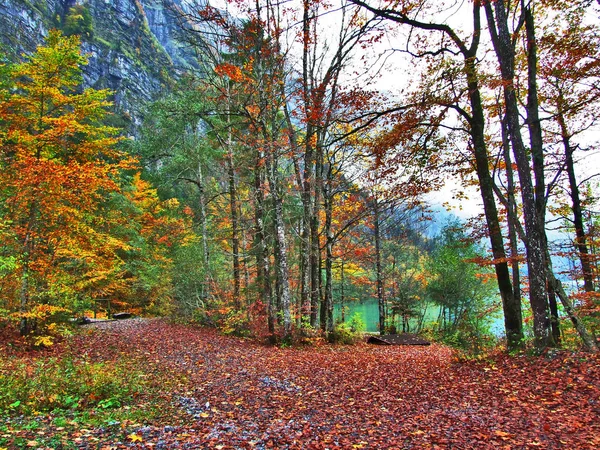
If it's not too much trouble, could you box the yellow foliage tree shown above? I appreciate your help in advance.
[0,31,134,335]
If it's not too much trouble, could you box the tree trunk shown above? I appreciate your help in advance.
[253,147,273,336]
[557,104,595,292]
[485,0,550,351]
[547,283,561,345]
[269,161,292,339]
[273,229,282,322]
[340,260,345,323]
[524,2,560,347]
[283,102,310,326]
[241,227,251,309]
[227,149,241,309]
[324,166,334,334]
[300,146,313,322]
[224,83,241,309]
[301,0,314,325]
[547,264,598,352]
[374,197,385,334]
[19,262,30,336]
[465,54,523,350]
[19,208,35,336]
[500,112,523,313]
[196,165,210,300]
[310,143,323,327]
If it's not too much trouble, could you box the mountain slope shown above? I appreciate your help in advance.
[0,0,199,128]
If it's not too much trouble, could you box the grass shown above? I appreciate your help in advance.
[0,355,146,415]
[0,351,167,448]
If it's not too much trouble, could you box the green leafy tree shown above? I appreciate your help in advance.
[63,5,94,39]
[427,219,498,350]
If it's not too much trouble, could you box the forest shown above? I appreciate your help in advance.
[0,0,600,446]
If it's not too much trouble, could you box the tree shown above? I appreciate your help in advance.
[349,0,524,350]
[132,83,224,309]
[0,31,133,334]
[289,0,384,329]
[483,0,552,351]
[485,0,597,352]
[112,173,193,315]
[538,3,600,293]
[427,219,498,350]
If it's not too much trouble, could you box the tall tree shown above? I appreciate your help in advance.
[485,0,597,352]
[0,32,131,334]
[538,3,600,293]
[350,0,524,349]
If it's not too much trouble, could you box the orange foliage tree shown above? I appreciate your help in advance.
[0,31,134,334]
[107,173,194,316]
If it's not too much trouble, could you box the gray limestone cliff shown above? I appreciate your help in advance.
[0,0,201,128]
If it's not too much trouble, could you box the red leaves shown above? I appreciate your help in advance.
[12,319,597,449]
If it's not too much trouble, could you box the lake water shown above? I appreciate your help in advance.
[334,298,505,336]
[334,299,381,332]
[333,299,433,333]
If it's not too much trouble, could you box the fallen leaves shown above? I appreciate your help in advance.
[2,318,600,449]
[127,433,143,442]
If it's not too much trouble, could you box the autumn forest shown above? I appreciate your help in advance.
[1,0,600,447]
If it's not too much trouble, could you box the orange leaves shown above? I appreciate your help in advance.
[25,319,597,448]
[0,31,147,323]
[126,173,193,250]
[245,104,261,119]
[573,290,600,317]
[214,63,246,83]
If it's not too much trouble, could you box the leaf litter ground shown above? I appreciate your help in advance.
[3,318,600,449]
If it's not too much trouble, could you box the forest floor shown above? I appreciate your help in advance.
[2,318,600,449]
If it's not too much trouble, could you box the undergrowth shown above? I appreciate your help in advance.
[0,355,145,415]
[0,349,173,449]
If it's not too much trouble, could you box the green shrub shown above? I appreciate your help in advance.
[221,309,251,337]
[0,356,145,415]
[422,325,498,356]
[331,313,365,344]
[63,5,93,39]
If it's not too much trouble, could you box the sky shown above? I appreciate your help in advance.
[200,0,599,245]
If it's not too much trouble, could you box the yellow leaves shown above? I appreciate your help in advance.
[128,433,143,443]
[331,261,367,281]
[163,198,180,209]
[17,304,69,320]
[494,430,511,440]
[33,335,54,347]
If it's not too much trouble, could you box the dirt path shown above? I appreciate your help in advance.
[13,319,600,448]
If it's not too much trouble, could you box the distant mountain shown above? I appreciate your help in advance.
[0,0,202,130]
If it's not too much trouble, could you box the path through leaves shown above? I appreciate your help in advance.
[7,319,600,449]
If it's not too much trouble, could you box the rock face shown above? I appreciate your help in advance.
[0,0,200,128]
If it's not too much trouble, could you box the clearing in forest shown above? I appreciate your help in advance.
[1,318,599,449]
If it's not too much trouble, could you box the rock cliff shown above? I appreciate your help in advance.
[0,0,200,128]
